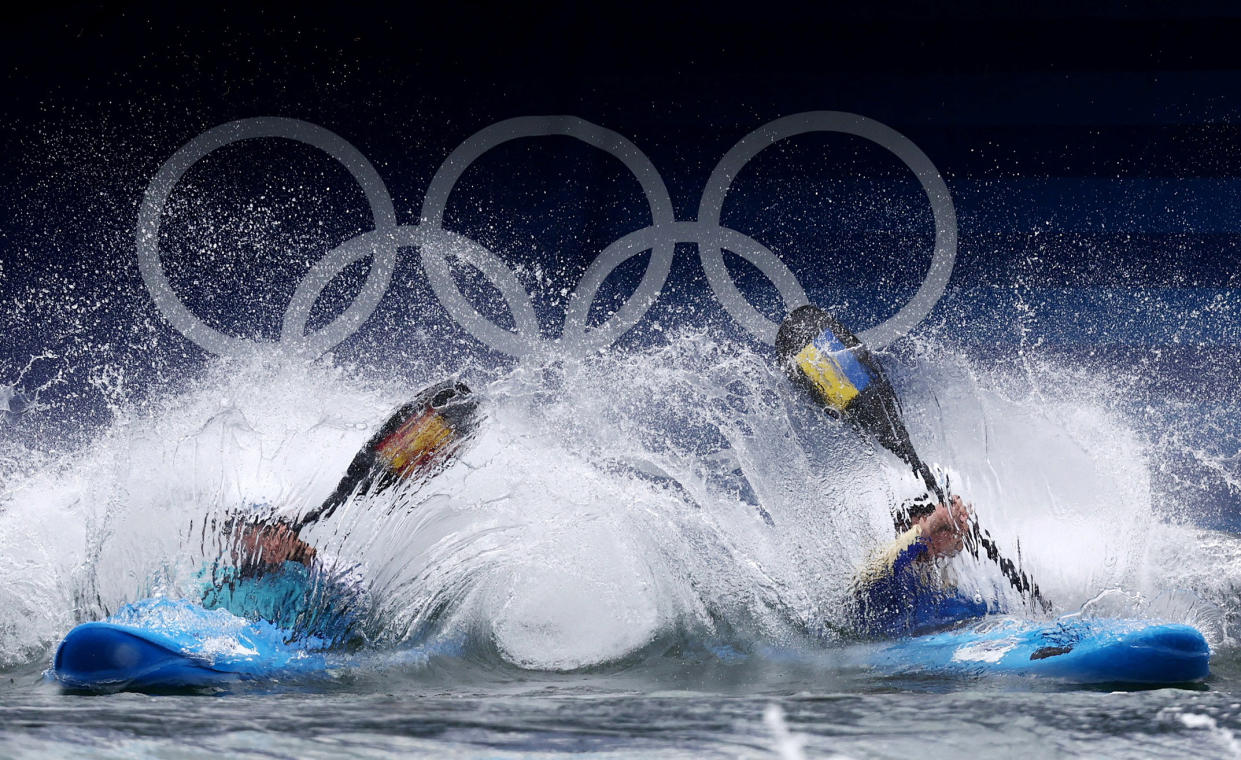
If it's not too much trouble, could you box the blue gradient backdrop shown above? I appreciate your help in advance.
[1,4,1238,524]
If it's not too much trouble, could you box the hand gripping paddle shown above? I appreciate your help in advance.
[776,305,1050,611]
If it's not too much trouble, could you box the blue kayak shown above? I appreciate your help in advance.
[869,616,1210,684]
[51,599,1210,691]
[51,598,331,691]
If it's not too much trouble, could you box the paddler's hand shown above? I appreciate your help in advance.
[917,496,973,559]
[238,520,317,570]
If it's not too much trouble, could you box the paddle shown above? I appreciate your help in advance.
[775,305,1050,611]
[227,379,479,574]
[294,379,480,531]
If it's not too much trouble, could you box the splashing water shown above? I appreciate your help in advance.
[0,329,1237,672]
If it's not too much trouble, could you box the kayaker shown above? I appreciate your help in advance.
[201,380,479,644]
[776,304,1047,635]
[202,512,360,645]
[851,494,994,637]
[231,516,318,575]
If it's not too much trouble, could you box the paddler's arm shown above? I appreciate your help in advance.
[853,500,972,601]
[853,525,929,596]
[851,499,980,636]
[849,523,930,638]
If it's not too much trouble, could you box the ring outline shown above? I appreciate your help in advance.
[698,111,957,350]
[420,116,677,355]
[136,117,399,358]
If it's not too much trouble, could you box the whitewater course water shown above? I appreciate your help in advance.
[1,328,1240,758]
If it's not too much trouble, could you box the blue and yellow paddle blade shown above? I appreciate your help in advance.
[791,329,874,413]
[777,305,876,414]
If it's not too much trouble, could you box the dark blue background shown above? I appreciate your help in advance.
[2,3,1239,524]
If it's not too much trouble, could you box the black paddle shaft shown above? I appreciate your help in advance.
[777,305,1051,611]
[851,379,1048,608]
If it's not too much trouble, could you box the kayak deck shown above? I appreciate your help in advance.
[869,617,1210,684]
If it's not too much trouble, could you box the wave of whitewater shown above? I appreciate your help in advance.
[0,331,1236,671]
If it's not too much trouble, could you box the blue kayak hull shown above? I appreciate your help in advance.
[51,599,328,692]
[51,600,1211,691]
[870,617,1210,684]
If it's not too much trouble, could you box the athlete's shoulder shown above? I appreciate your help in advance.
[853,525,927,591]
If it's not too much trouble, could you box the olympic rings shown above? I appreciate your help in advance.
[136,112,957,359]
[137,117,399,359]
